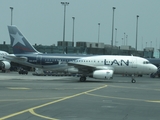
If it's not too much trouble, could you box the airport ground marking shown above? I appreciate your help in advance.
[7,87,30,90]
[108,85,160,91]
[0,97,64,102]
[85,93,160,103]
[0,84,107,120]
[147,100,160,103]
[29,109,59,120]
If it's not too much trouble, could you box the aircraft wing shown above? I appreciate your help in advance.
[68,62,114,74]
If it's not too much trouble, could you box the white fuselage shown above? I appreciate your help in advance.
[0,51,11,71]
[68,55,157,75]
[0,51,8,61]
[5,54,157,75]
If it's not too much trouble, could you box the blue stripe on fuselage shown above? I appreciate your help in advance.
[15,53,89,65]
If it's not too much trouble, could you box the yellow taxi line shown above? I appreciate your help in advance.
[0,84,107,120]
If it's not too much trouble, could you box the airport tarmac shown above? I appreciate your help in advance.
[0,72,160,120]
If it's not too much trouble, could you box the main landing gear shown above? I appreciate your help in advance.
[79,75,137,83]
[131,75,136,83]
[79,76,86,82]
[131,79,136,83]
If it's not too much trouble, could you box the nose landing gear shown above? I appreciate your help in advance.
[131,75,136,83]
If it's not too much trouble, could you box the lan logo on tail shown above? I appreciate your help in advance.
[10,32,26,47]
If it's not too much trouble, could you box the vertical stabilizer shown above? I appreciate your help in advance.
[8,26,40,54]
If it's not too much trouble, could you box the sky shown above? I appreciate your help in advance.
[0,0,160,50]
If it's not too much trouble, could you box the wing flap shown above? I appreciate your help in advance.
[68,62,114,74]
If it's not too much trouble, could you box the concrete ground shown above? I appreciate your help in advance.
[0,72,160,120]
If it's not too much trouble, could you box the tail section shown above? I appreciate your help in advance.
[8,25,40,54]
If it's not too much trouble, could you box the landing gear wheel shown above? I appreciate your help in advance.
[150,73,155,78]
[131,79,136,83]
[79,76,86,82]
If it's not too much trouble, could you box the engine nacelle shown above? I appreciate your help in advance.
[93,70,114,79]
[1,61,11,70]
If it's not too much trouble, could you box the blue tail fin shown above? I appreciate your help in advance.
[8,25,40,54]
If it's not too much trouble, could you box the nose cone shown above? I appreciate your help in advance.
[150,64,158,73]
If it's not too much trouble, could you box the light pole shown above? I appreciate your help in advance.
[159,42,160,58]
[158,49,160,58]
[126,35,128,45]
[146,42,147,47]
[111,7,116,54]
[10,7,13,25]
[98,23,100,44]
[115,28,117,46]
[72,17,75,47]
[142,37,143,50]
[135,15,139,50]
[61,2,69,53]
[124,32,125,45]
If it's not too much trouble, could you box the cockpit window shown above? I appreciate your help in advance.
[143,61,150,64]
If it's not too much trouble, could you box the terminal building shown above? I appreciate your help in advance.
[0,41,157,58]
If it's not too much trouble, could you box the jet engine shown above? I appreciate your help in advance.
[1,61,11,70]
[92,70,114,79]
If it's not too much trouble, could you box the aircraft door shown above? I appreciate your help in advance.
[36,55,42,65]
[132,57,137,68]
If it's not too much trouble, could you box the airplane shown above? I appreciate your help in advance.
[147,58,160,68]
[5,25,158,83]
[147,58,160,78]
[0,50,11,72]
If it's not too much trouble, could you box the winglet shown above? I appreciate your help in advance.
[8,25,40,54]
